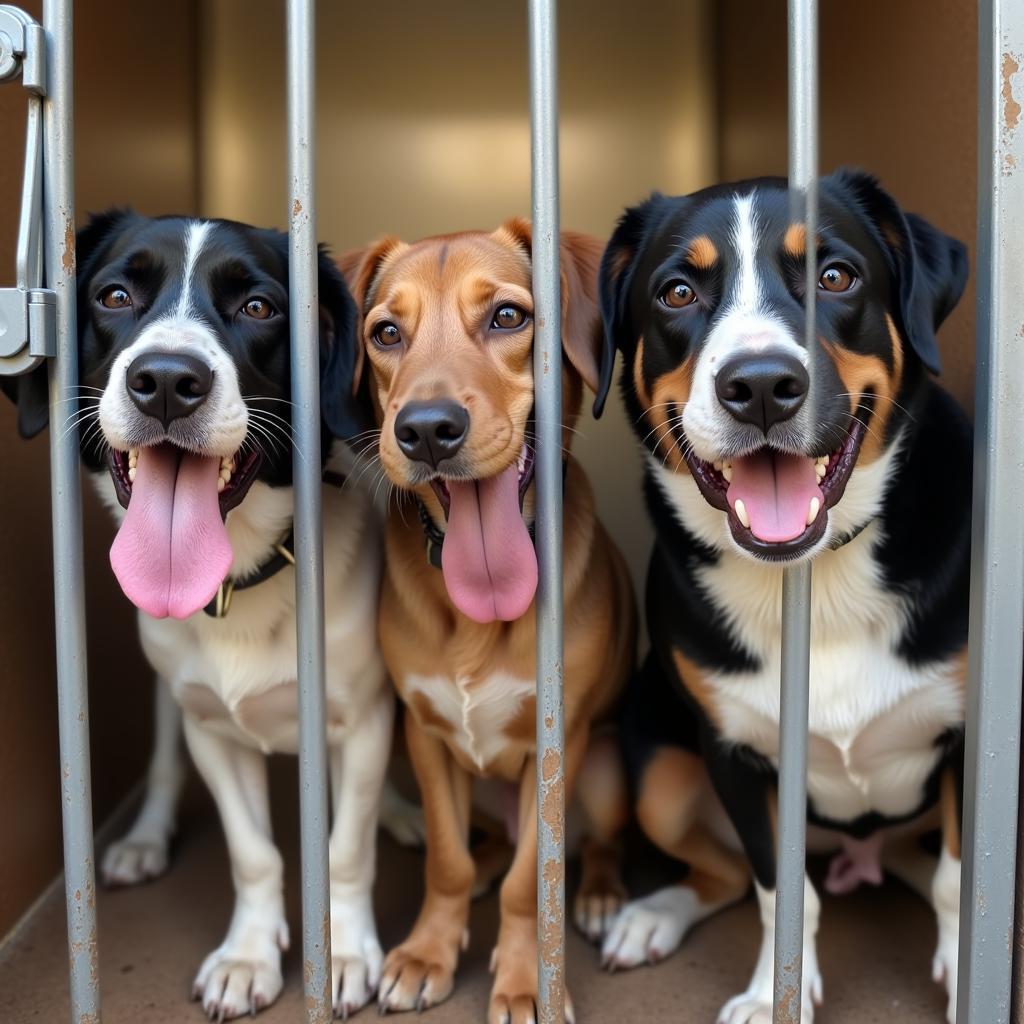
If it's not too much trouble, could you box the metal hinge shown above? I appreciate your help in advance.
[0,5,55,378]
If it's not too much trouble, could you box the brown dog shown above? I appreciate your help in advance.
[341,221,636,1022]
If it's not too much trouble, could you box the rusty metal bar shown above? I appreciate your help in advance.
[529,1,566,1022]
[958,4,1024,1022]
[285,1,333,1021]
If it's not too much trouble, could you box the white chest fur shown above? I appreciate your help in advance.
[404,672,535,773]
[695,524,964,823]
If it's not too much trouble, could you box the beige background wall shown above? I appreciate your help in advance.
[199,0,719,596]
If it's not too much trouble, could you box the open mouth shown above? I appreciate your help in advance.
[108,442,262,517]
[682,401,872,560]
[419,440,539,625]
[427,442,535,521]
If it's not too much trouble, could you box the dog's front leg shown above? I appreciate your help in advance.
[184,715,287,1020]
[488,727,588,1024]
[931,766,962,1024]
[379,715,474,1014]
[328,686,393,1019]
[102,674,185,886]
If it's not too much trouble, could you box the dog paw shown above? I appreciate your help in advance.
[717,965,822,1024]
[378,944,456,1014]
[102,834,170,887]
[487,971,575,1024]
[600,887,699,970]
[574,888,624,944]
[932,931,958,1024]
[193,950,283,1020]
[331,901,383,1020]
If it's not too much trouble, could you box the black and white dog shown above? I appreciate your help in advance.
[593,172,970,1022]
[3,211,392,1020]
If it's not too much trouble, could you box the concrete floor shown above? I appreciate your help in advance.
[0,765,950,1024]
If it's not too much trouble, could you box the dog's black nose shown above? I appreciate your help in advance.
[394,400,470,469]
[125,352,213,428]
[715,350,809,433]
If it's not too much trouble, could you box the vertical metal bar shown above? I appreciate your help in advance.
[959,4,1024,1022]
[529,2,565,1023]
[774,2,817,1022]
[42,2,101,1022]
[286,2,332,1021]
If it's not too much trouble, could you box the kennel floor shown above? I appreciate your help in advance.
[0,762,949,1024]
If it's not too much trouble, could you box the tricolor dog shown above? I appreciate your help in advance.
[595,172,970,1022]
[3,211,391,1020]
[341,222,636,1023]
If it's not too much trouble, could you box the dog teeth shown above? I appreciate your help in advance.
[127,448,138,469]
[815,463,826,481]
[722,462,733,483]
[807,496,821,526]
[217,477,226,493]
[734,498,750,529]
[128,466,136,482]
[218,455,235,492]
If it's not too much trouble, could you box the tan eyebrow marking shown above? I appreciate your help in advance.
[686,235,718,269]
[783,222,806,257]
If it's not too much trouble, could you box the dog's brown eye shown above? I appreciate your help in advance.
[374,322,402,347]
[99,286,132,309]
[241,297,275,320]
[661,281,696,309]
[819,264,856,293]
[491,305,527,330]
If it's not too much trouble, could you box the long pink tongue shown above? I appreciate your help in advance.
[442,464,538,623]
[110,446,233,619]
[726,450,823,543]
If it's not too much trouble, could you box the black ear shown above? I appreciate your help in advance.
[0,209,134,439]
[0,366,49,439]
[597,194,672,415]
[317,248,371,441]
[830,170,968,375]
[76,208,136,281]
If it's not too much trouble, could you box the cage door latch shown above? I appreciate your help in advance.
[0,5,55,379]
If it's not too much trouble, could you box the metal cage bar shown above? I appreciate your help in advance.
[773,2,817,1022]
[286,1,333,1021]
[529,2,566,1022]
[42,2,102,1021]
[959,3,1024,1022]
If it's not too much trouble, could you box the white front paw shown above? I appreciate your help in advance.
[102,833,170,887]
[331,898,383,1019]
[600,887,697,970]
[718,960,822,1024]
[932,930,958,1024]
[194,914,288,1019]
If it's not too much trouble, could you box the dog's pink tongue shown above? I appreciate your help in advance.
[442,464,538,623]
[727,450,822,543]
[109,446,233,619]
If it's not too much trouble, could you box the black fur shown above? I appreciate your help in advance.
[604,171,972,890]
[2,212,370,484]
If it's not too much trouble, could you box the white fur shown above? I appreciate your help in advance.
[91,221,391,1018]
[718,880,822,1024]
[931,848,960,1024]
[684,193,810,461]
[404,672,535,772]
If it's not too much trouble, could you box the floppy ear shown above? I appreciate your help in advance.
[496,218,610,417]
[597,194,672,414]
[830,170,968,375]
[1,208,136,439]
[0,366,48,439]
[317,248,372,440]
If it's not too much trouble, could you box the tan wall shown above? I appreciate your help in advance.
[0,0,200,938]
[717,0,977,409]
[198,0,719,602]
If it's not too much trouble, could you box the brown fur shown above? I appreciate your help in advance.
[821,314,903,465]
[686,235,719,269]
[344,224,636,1021]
